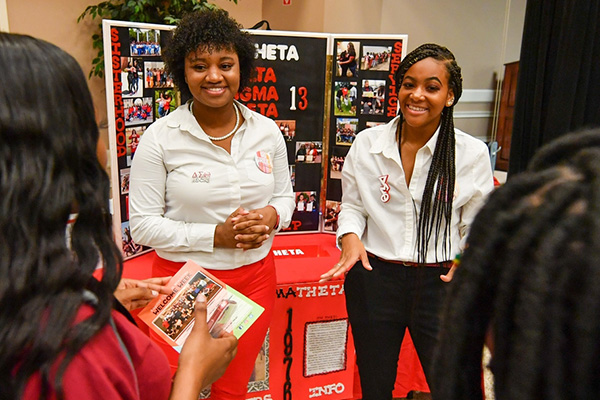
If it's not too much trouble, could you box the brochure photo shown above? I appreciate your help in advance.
[138,260,264,352]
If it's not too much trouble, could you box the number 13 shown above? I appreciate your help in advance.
[289,86,308,111]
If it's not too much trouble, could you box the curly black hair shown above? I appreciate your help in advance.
[164,9,256,100]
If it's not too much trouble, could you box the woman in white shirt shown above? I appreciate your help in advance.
[321,43,494,399]
[129,9,294,400]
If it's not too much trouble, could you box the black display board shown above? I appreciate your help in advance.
[235,31,329,233]
[103,20,407,257]
[323,36,407,233]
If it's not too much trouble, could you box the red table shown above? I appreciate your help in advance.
[123,233,429,399]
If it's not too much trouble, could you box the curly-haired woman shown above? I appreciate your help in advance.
[129,9,295,399]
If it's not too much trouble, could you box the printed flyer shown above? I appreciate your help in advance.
[138,260,264,352]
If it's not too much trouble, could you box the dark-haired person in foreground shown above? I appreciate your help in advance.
[129,9,294,399]
[433,128,600,400]
[0,32,236,400]
[320,43,494,399]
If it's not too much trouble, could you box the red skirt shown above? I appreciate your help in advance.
[151,252,276,400]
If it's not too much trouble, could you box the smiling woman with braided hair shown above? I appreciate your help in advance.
[320,43,494,399]
[433,128,600,400]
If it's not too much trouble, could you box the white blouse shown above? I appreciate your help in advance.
[337,116,495,263]
[129,101,295,270]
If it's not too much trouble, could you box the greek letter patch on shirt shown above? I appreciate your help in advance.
[192,171,211,183]
[379,174,390,203]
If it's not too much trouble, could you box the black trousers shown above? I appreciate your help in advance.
[344,255,450,400]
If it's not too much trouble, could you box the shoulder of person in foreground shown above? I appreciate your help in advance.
[23,305,172,400]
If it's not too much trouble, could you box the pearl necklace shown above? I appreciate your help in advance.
[202,103,240,141]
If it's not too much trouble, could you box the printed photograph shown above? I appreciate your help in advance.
[247,334,270,393]
[120,168,130,195]
[155,89,178,119]
[275,119,296,141]
[295,191,318,213]
[295,141,322,164]
[290,165,296,188]
[366,121,386,128]
[329,148,347,180]
[126,125,146,163]
[129,28,162,56]
[122,221,142,257]
[144,61,174,89]
[152,272,223,341]
[124,97,153,126]
[334,81,358,117]
[323,200,342,232]
[121,57,143,97]
[335,118,359,146]
[361,79,386,115]
[335,41,360,78]
[361,45,392,71]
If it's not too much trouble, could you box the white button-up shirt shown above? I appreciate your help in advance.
[129,101,295,270]
[337,116,494,263]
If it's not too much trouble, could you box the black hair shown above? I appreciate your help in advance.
[163,9,256,100]
[0,33,122,399]
[432,128,600,399]
[394,43,463,262]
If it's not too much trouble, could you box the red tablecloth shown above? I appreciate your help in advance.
[123,233,429,398]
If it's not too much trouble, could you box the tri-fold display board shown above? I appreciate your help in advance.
[103,19,407,259]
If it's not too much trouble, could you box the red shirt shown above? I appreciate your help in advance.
[23,305,171,400]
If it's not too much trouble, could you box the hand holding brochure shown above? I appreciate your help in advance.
[138,260,264,352]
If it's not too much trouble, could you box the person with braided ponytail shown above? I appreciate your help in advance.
[433,128,600,400]
[320,43,494,399]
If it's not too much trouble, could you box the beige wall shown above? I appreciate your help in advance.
[322,0,384,33]
[258,0,525,140]
[376,0,508,138]
[5,0,526,140]
[379,0,507,88]
[6,0,106,124]
[212,0,263,29]
[263,0,324,32]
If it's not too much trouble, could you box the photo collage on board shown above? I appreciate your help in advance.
[325,38,404,232]
[118,27,179,257]
[235,34,328,233]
